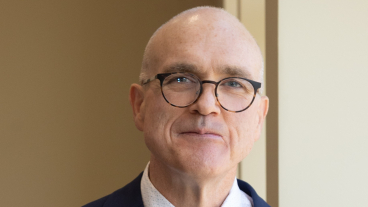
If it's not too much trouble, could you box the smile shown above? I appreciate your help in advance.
[179,131,223,140]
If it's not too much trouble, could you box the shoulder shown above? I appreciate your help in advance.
[237,179,271,207]
[82,173,144,207]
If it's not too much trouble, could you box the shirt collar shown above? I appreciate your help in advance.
[141,162,174,207]
[140,162,253,207]
[221,177,253,207]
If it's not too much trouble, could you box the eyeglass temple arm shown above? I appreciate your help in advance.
[141,75,158,85]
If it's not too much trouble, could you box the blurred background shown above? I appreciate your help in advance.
[1,0,367,207]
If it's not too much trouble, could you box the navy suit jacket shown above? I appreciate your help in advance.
[83,172,271,207]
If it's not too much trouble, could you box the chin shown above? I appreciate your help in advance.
[176,151,233,178]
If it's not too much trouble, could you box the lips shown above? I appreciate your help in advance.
[174,116,226,140]
[182,129,221,136]
[179,128,224,139]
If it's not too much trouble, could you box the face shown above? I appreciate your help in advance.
[130,13,268,178]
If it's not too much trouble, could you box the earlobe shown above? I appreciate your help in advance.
[255,96,269,140]
[260,96,269,123]
[129,83,145,131]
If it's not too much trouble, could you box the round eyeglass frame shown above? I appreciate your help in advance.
[141,72,262,113]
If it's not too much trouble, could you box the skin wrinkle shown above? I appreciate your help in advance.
[161,63,254,81]
[129,6,269,207]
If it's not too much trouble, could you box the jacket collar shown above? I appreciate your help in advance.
[99,172,270,207]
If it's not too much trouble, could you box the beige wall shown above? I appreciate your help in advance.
[279,0,368,206]
[0,1,221,206]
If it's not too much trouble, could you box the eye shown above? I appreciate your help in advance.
[175,77,190,83]
[222,80,243,88]
[165,73,198,85]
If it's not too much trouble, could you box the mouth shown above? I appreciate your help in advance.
[179,129,223,140]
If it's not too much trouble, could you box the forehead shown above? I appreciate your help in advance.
[162,62,254,80]
[148,12,262,80]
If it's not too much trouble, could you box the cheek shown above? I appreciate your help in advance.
[227,111,258,160]
[142,95,166,146]
[142,94,180,155]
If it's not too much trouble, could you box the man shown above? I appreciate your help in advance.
[84,6,269,207]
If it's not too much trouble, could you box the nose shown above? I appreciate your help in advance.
[188,81,221,115]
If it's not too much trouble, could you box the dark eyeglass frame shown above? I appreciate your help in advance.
[141,72,262,113]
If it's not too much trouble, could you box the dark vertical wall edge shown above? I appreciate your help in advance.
[265,0,279,206]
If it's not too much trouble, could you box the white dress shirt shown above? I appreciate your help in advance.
[141,162,253,207]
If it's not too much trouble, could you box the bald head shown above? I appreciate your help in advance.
[140,6,263,90]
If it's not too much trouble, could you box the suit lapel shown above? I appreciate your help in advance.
[103,172,144,207]
[237,179,271,207]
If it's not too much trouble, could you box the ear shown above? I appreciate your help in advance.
[254,95,269,141]
[129,83,145,131]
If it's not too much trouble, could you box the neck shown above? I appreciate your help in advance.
[148,156,237,207]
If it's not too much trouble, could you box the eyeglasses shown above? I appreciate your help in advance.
[141,72,261,113]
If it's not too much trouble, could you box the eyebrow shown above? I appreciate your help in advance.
[219,65,254,79]
[162,63,254,80]
[162,63,198,74]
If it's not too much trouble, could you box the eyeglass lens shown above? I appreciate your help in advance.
[161,73,255,111]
